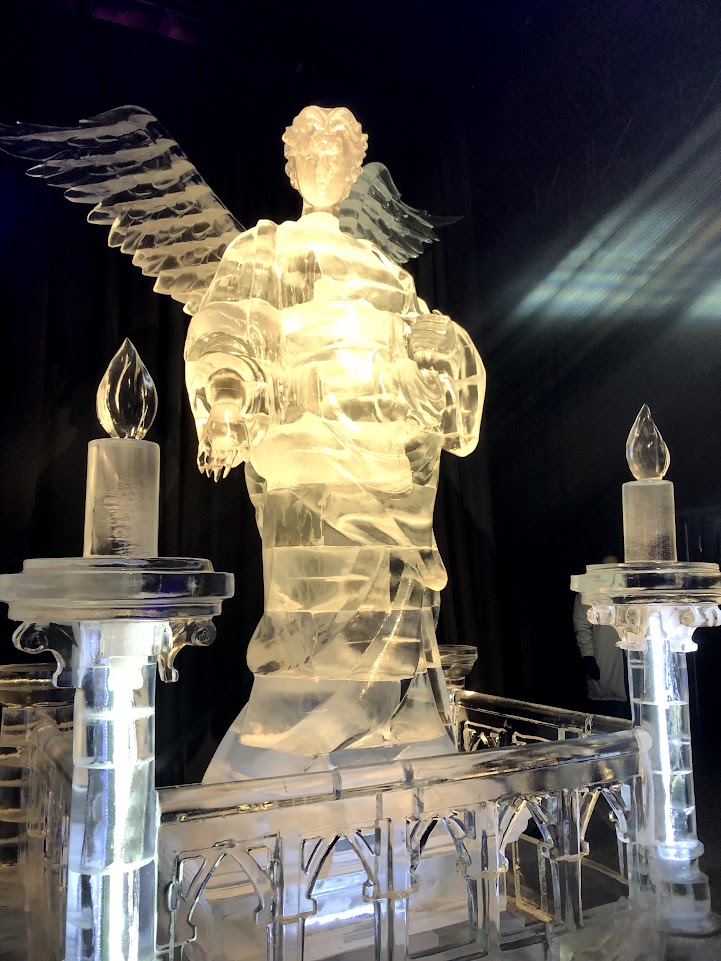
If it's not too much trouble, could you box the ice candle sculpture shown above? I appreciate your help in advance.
[63,341,163,961]
[622,404,676,562]
[0,343,233,961]
[572,407,721,938]
[85,338,160,556]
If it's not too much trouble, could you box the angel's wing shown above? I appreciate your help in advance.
[0,105,243,315]
[339,161,458,264]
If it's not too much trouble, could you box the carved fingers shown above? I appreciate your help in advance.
[197,401,250,480]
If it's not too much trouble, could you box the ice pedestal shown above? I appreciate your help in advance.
[571,561,721,936]
[439,645,479,693]
[572,407,721,945]
[0,557,233,961]
[439,644,478,748]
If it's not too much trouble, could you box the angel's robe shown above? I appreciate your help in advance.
[185,211,485,769]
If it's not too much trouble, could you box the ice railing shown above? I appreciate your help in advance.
[22,717,72,961]
[454,690,632,749]
[13,691,645,961]
[0,664,73,961]
[157,726,642,961]
[453,691,638,943]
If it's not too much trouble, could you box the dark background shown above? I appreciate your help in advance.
[2,0,721,784]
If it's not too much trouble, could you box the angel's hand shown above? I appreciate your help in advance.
[197,402,250,481]
[408,313,459,377]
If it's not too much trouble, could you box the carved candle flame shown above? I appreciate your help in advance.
[626,404,670,480]
[96,338,157,440]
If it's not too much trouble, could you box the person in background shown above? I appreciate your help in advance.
[573,554,630,719]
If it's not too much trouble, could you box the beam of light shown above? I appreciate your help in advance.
[511,109,721,325]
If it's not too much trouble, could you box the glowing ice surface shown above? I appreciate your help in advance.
[185,107,486,775]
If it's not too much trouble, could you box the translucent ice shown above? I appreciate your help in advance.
[186,107,486,775]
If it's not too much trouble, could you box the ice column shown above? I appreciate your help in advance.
[65,624,165,961]
[624,613,709,929]
[622,404,676,562]
[68,341,164,961]
[619,407,711,931]
[573,406,721,935]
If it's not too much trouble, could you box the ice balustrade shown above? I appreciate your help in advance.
[157,729,646,961]
[454,690,632,752]
[0,665,73,961]
[0,665,73,870]
[20,714,72,961]
[9,691,645,961]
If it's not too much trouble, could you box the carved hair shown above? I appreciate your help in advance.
[283,106,368,188]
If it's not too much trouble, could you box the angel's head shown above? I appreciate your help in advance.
[283,106,368,211]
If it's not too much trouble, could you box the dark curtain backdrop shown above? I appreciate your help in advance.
[3,0,721,782]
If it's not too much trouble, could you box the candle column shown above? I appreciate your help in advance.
[69,340,162,961]
[0,341,234,961]
[572,406,721,937]
[72,342,164,961]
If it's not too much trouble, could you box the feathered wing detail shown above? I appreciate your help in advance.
[0,105,243,314]
[339,161,458,264]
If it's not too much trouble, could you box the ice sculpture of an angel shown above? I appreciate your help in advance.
[1,105,486,776]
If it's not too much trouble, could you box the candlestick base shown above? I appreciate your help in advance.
[571,561,721,607]
[0,556,233,686]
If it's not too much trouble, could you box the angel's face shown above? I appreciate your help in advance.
[294,133,355,210]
